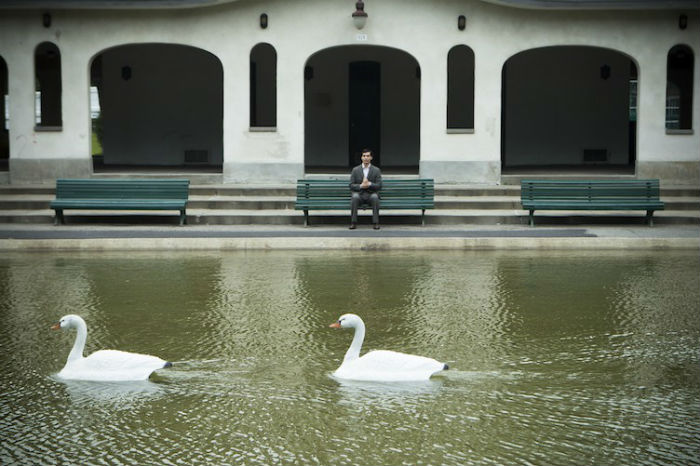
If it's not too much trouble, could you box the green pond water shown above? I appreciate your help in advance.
[0,250,698,466]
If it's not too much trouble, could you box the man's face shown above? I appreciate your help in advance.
[361,152,373,165]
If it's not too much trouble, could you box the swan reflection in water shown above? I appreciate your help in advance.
[51,376,167,408]
[333,377,445,408]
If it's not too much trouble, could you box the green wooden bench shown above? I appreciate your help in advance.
[50,179,190,225]
[295,179,435,226]
[521,179,665,226]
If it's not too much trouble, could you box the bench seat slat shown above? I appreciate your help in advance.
[51,200,187,209]
[522,203,665,210]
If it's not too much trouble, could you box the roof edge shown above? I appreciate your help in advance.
[0,0,241,9]
[477,0,700,10]
[0,0,698,10]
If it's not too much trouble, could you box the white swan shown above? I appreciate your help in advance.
[51,314,172,382]
[329,313,448,382]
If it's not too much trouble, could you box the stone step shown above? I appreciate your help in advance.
[0,184,298,196]
[1,181,698,226]
[91,172,225,184]
[435,185,700,197]
[1,195,698,211]
[2,183,699,197]
[500,173,636,185]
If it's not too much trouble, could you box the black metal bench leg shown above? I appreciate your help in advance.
[304,210,309,227]
[646,210,654,227]
[179,210,186,226]
[421,209,425,226]
[54,210,64,226]
[529,210,535,227]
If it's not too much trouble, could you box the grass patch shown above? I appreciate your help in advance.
[91,129,102,156]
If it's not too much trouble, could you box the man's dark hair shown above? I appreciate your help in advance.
[361,148,373,156]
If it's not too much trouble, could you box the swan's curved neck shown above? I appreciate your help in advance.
[344,320,365,362]
[68,319,87,362]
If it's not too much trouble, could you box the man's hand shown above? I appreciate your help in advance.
[361,177,370,189]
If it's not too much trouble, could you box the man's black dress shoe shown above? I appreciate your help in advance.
[373,224,380,230]
[349,223,357,230]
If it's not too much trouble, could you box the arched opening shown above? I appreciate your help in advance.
[250,43,277,128]
[501,46,637,174]
[665,44,694,131]
[304,45,420,173]
[35,42,62,128]
[1,55,8,171]
[447,45,475,131]
[90,43,223,172]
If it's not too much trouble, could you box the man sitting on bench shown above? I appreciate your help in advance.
[349,148,383,230]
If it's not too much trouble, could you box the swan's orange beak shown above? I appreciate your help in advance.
[51,322,61,330]
[329,322,341,329]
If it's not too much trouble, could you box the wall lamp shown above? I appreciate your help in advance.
[679,14,687,30]
[458,15,466,31]
[352,1,368,30]
[42,12,51,28]
[260,13,268,29]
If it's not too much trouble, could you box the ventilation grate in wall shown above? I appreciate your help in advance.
[583,149,608,163]
[184,150,209,164]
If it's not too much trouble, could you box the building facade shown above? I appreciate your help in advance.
[0,0,698,185]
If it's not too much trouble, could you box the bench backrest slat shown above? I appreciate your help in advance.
[296,179,434,200]
[521,179,660,202]
[55,179,190,200]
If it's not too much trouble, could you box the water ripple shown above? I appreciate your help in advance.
[0,250,698,466]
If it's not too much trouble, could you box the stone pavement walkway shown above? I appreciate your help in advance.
[0,224,698,251]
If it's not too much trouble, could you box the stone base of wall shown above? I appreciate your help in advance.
[638,161,700,185]
[9,159,93,184]
[420,160,500,184]
[8,159,697,186]
[224,162,304,184]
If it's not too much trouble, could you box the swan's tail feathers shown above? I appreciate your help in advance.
[443,363,449,371]
[163,361,173,369]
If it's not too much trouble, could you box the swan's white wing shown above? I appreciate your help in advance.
[334,350,447,382]
[58,350,169,382]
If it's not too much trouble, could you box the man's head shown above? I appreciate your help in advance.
[361,149,373,166]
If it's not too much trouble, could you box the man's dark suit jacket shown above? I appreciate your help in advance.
[349,164,383,196]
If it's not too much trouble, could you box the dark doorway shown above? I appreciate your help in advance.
[348,61,381,167]
[501,46,636,174]
[304,45,419,173]
[90,43,223,172]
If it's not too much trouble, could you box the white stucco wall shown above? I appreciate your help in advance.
[0,0,698,184]
[0,18,91,162]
